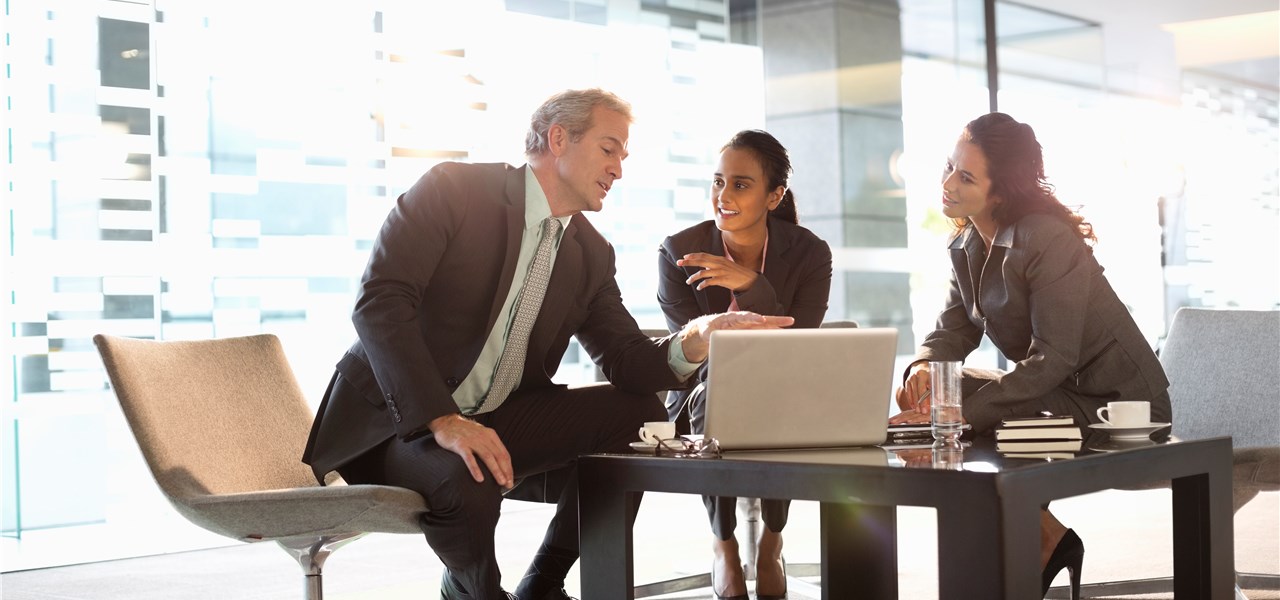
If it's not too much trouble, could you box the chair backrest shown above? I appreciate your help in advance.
[821,319,859,329]
[1161,308,1280,449]
[93,334,321,501]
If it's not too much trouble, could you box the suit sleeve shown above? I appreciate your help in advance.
[350,168,465,438]
[575,242,683,394]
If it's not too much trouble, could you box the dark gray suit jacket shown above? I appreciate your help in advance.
[656,218,832,430]
[914,213,1170,433]
[303,162,682,482]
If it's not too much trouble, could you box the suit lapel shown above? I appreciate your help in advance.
[761,219,791,296]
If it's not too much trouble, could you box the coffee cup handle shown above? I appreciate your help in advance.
[638,426,650,443]
[1096,406,1112,426]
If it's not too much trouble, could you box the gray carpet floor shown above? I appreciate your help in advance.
[3,491,1276,599]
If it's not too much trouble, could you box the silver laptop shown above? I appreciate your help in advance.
[703,327,899,450]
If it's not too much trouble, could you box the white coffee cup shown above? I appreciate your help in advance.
[638,421,676,444]
[1096,401,1151,428]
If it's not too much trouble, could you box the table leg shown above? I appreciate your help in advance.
[820,502,897,600]
[937,493,1033,599]
[579,469,637,600]
[1172,464,1234,599]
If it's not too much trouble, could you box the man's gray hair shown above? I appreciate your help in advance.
[524,88,633,157]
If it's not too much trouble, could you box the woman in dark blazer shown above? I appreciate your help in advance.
[658,130,832,600]
[890,112,1171,600]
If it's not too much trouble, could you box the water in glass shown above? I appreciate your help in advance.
[931,404,964,442]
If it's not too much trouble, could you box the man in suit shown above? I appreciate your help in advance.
[302,88,793,600]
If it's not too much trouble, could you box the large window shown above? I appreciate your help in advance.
[3,0,1276,571]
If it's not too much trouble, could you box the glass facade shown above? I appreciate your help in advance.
[3,0,1276,570]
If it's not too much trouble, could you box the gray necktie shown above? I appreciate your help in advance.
[483,217,561,412]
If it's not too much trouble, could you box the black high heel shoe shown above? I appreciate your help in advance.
[1041,529,1084,600]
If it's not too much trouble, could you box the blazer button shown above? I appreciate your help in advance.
[446,377,460,387]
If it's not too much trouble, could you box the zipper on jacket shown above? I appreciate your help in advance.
[1074,339,1118,387]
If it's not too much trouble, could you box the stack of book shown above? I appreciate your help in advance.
[995,415,1082,459]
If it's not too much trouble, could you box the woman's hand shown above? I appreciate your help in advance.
[677,253,759,292]
[889,363,932,425]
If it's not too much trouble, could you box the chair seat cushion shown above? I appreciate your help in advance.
[174,484,428,541]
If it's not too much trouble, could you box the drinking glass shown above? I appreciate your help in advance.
[929,360,963,442]
[931,440,965,470]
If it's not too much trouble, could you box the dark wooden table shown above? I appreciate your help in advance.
[578,436,1234,599]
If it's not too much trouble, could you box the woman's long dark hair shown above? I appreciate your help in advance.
[958,112,1095,244]
[722,129,799,224]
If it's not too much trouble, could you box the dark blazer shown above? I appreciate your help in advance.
[657,218,833,427]
[913,213,1171,433]
[303,162,683,482]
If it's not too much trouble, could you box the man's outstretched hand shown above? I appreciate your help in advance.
[678,311,795,363]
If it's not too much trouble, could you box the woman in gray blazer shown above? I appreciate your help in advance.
[658,130,832,600]
[890,112,1171,600]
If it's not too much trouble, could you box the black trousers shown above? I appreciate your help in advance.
[339,382,667,599]
[683,383,791,541]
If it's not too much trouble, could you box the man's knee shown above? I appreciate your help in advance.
[616,388,668,423]
[421,461,504,525]
[639,393,668,423]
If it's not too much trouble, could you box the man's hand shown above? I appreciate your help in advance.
[428,414,514,489]
[678,311,795,363]
[677,252,760,292]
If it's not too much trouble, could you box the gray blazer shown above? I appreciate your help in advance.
[913,213,1170,433]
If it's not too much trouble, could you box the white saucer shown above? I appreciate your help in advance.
[1087,422,1170,441]
[1089,438,1157,453]
[629,441,659,454]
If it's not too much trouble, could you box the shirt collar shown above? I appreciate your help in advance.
[992,221,1015,248]
[949,221,1014,250]
[524,167,571,236]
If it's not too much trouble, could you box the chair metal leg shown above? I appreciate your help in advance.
[277,533,365,600]
[739,497,761,580]
[633,573,713,598]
